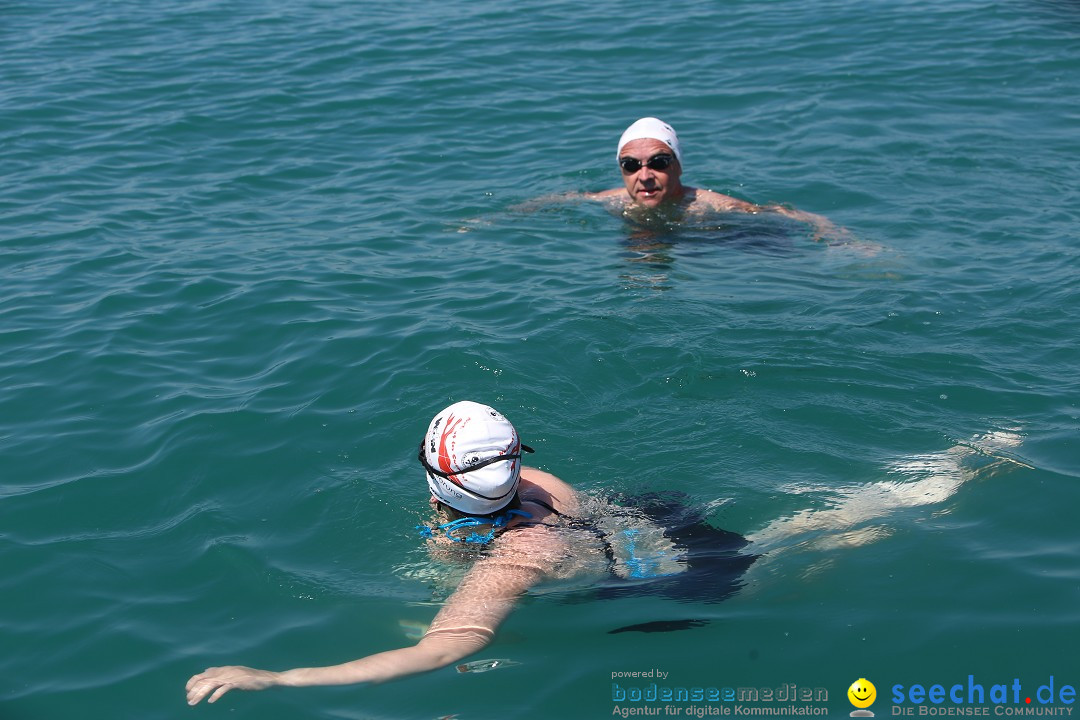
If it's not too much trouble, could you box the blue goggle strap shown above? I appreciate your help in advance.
[416,509,532,544]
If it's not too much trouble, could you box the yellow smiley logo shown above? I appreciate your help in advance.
[847,678,877,709]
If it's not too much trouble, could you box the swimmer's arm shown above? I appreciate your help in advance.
[521,466,582,515]
[185,552,544,704]
[507,190,609,212]
[281,630,492,686]
[692,188,759,213]
[694,188,849,242]
[510,188,626,208]
[582,188,627,201]
[761,204,847,242]
[460,191,591,229]
[185,632,488,704]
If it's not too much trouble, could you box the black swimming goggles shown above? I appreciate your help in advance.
[418,441,535,479]
[618,153,675,174]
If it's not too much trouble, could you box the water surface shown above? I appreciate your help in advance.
[2,1,1078,718]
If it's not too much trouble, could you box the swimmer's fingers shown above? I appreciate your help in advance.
[186,665,280,705]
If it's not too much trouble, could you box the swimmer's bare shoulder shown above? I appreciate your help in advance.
[521,466,581,515]
[424,470,579,640]
[583,186,755,213]
[584,188,627,201]
[685,187,759,213]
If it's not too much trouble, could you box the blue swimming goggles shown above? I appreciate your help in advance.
[417,509,532,545]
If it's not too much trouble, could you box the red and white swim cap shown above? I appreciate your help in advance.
[420,401,529,515]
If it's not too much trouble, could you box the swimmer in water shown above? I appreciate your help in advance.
[186,401,599,705]
[585,117,844,241]
[185,399,1019,704]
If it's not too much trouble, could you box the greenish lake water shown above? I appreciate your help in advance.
[2,1,1078,718]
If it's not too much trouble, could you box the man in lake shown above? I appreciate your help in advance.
[587,117,840,239]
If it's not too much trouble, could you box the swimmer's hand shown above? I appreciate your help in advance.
[186,665,280,705]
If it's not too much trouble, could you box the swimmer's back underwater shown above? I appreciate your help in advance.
[588,491,756,606]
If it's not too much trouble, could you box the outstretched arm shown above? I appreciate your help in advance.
[506,191,595,213]
[457,192,587,231]
[764,204,848,243]
[185,629,492,704]
[690,188,850,243]
[186,528,555,705]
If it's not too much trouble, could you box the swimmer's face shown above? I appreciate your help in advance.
[618,138,683,208]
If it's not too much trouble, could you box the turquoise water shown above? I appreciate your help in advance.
[2,1,1078,718]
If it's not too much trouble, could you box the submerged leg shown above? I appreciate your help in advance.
[745,428,1026,556]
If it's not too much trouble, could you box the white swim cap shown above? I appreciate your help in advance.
[419,401,532,516]
[617,117,682,165]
